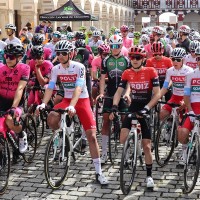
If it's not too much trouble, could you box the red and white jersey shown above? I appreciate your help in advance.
[163,65,193,96]
[184,68,200,103]
[183,54,197,69]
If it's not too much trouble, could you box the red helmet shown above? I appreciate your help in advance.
[151,42,164,54]
[152,26,163,34]
[179,25,191,34]
[98,44,110,54]
[128,46,146,57]
[120,25,129,32]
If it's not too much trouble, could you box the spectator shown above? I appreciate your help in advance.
[27,27,33,40]
[46,20,53,34]
[60,23,68,35]
[25,22,32,29]
[35,21,47,33]
[67,26,72,32]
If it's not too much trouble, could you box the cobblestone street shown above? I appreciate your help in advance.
[0,130,200,200]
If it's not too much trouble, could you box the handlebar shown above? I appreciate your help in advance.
[39,108,69,114]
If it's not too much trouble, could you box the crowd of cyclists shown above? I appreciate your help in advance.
[1,21,200,192]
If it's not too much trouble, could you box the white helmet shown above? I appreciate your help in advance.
[61,34,67,40]
[189,40,200,51]
[152,26,163,34]
[55,40,73,53]
[92,31,101,37]
[5,23,16,31]
[179,25,191,34]
[141,34,149,42]
[129,25,134,29]
[195,46,200,55]
[109,35,123,45]
[61,23,67,27]
[171,48,186,58]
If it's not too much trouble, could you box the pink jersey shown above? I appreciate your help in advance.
[0,63,30,111]
[91,56,102,72]
[144,44,153,58]
[122,37,133,49]
[121,46,129,57]
[27,47,52,60]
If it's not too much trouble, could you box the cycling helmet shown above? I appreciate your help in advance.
[128,46,146,57]
[75,39,86,48]
[152,26,163,34]
[134,32,141,37]
[92,31,101,37]
[110,26,117,33]
[141,34,149,42]
[5,24,16,31]
[55,40,73,53]
[61,34,68,40]
[66,32,74,39]
[141,28,148,34]
[189,40,200,51]
[52,31,61,38]
[87,30,92,35]
[192,32,200,41]
[90,26,97,32]
[32,33,44,45]
[75,31,85,40]
[195,46,200,55]
[166,26,174,32]
[98,44,110,54]
[30,45,44,58]
[179,25,191,34]
[109,35,123,45]
[79,26,87,31]
[114,29,120,34]
[4,43,24,56]
[171,48,186,58]
[151,42,164,54]
[120,25,129,32]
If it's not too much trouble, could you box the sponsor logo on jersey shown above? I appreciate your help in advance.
[58,74,77,82]
[3,71,7,76]
[13,70,18,75]
[171,76,185,82]
[191,78,200,85]
[156,68,167,75]
[130,81,149,90]
[186,62,197,69]
[109,62,115,67]
[118,62,125,67]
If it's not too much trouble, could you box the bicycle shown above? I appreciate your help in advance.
[155,101,180,167]
[95,97,104,135]
[182,113,200,194]
[120,112,147,195]
[43,108,85,189]
[0,110,37,194]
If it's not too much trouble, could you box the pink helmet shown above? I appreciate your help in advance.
[98,44,110,54]
[120,25,129,32]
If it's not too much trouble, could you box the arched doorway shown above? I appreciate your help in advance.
[93,2,100,28]
[83,0,92,29]
[108,6,114,29]
[120,9,124,26]
[101,4,108,35]
[183,12,200,31]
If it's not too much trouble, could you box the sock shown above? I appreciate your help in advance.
[18,131,24,138]
[93,158,102,175]
[182,143,187,150]
[146,164,152,177]
[81,129,87,140]
[101,135,108,155]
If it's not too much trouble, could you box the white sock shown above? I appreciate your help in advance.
[182,143,187,151]
[101,135,108,155]
[81,128,87,140]
[93,158,102,175]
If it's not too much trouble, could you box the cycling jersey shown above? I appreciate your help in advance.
[184,68,200,103]
[122,37,133,49]
[176,38,190,54]
[0,63,30,111]
[121,46,129,57]
[44,42,56,58]
[183,54,197,69]
[88,40,104,56]
[119,67,159,104]
[48,61,88,99]
[92,56,102,73]
[146,56,173,85]
[102,55,130,96]
[5,37,22,45]
[26,47,52,60]
[163,65,193,96]
[144,44,153,58]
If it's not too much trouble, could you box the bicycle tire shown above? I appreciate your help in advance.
[155,115,176,167]
[120,132,137,195]
[22,114,37,163]
[95,102,103,135]
[183,134,200,194]
[109,120,120,164]
[44,130,70,189]
[0,136,10,195]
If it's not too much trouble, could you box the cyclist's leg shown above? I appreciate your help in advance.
[120,114,132,144]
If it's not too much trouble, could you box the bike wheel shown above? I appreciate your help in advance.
[120,132,137,195]
[0,136,10,195]
[22,114,37,163]
[155,115,176,167]
[44,130,70,189]
[95,102,103,134]
[183,134,200,194]
[109,120,120,164]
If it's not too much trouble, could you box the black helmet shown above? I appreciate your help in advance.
[4,43,24,56]
[75,39,86,48]
[32,33,44,45]
[75,31,85,40]
[30,45,44,58]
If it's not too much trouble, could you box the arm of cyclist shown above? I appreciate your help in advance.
[123,82,131,105]
[97,73,106,99]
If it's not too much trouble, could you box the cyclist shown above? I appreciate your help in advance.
[36,40,108,185]
[110,46,160,189]
[89,31,103,56]
[128,25,134,39]
[144,34,155,59]
[134,32,141,46]
[160,48,193,121]
[183,40,200,69]
[178,46,200,164]
[0,43,30,155]
[27,45,53,107]
[120,25,133,49]
[97,35,130,164]
[5,24,21,45]
[146,41,173,101]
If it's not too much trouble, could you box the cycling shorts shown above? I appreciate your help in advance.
[162,95,183,113]
[53,98,96,131]
[180,102,200,132]
[121,102,151,140]
[103,97,128,113]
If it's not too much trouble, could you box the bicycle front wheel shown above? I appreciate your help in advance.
[120,132,137,195]
[183,134,200,194]
[155,115,176,167]
[0,136,10,195]
[44,130,70,189]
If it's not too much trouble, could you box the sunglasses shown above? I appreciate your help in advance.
[53,34,60,38]
[154,53,162,56]
[56,52,68,56]
[110,44,121,49]
[196,57,200,61]
[171,57,182,62]
[129,54,143,61]
[6,29,13,32]
[102,53,109,57]
[190,50,195,53]
[4,54,16,60]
